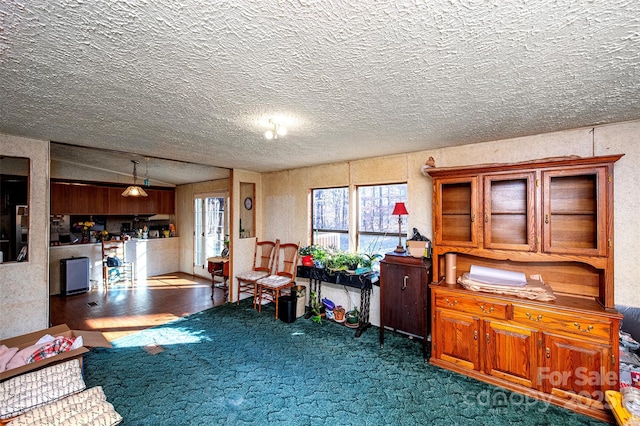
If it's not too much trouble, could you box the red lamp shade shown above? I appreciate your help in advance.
[392,202,408,216]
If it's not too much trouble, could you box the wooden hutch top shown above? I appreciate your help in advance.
[426,154,624,310]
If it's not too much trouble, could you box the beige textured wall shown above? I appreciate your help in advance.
[593,121,640,307]
[261,121,640,325]
[230,170,261,303]
[0,135,50,339]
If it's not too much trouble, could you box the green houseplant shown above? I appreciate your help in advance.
[327,251,363,271]
[346,306,359,325]
[299,245,316,266]
[299,245,328,267]
[309,290,323,324]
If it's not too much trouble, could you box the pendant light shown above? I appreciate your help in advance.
[122,160,148,197]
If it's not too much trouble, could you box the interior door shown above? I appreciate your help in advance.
[193,192,228,278]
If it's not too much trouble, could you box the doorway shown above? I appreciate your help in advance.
[193,192,228,278]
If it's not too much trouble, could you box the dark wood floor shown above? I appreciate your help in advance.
[49,272,226,342]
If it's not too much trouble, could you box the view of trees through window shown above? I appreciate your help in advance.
[358,183,407,255]
[312,187,348,250]
[311,183,407,256]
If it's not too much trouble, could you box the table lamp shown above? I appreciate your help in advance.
[392,202,408,253]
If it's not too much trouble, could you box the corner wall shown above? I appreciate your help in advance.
[0,135,50,339]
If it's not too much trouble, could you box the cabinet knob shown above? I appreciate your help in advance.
[544,214,549,224]
[473,330,478,340]
[480,305,494,313]
[546,347,551,359]
[573,322,594,332]
[484,214,489,223]
[525,312,543,322]
[445,298,458,307]
[402,275,408,290]
[486,333,490,344]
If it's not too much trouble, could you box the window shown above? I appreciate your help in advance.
[312,187,348,250]
[357,183,407,256]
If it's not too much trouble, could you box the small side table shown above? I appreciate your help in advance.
[207,257,229,300]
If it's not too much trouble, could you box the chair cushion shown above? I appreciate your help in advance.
[236,271,269,282]
[257,275,292,288]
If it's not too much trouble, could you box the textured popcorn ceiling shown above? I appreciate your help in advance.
[1,0,639,182]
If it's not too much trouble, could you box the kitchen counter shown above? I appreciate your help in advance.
[49,237,180,295]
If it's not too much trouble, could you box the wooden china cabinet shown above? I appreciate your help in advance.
[426,154,623,422]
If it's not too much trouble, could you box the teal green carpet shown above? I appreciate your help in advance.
[84,300,606,425]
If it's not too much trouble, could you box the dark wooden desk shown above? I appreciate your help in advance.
[207,257,229,300]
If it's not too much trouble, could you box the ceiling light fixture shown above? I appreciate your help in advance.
[264,120,287,140]
[122,160,148,197]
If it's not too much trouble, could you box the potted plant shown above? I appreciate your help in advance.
[346,306,359,325]
[309,290,323,324]
[311,246,328,268]
[359,252,382,272]
[299,245,315,266]
[327,251,362,271]
[333,305,346,321]
[299,245,327,267]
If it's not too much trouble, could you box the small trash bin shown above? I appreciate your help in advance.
[278,295,297,323]
[293,285,306,318]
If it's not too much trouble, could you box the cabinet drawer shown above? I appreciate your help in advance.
[434,292,509,320]
[512,306,611,340]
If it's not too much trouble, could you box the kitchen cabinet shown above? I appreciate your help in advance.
[51,181,175,215]
[51,182,110,215]
[426,154,623,422]
[379,253,431,360]
[108,187,175,215]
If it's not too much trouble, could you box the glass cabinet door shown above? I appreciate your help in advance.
[434,177,478,247]
[542,167,607,256]
[483,172,536,251]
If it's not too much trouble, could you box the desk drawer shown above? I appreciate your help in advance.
[512,305,611,340]
[434,291,509,320]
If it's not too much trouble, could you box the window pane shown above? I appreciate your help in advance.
[312,187,348,250]
[359,233,399,256]
[357,183,407,255]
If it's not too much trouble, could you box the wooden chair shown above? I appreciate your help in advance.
[102,240,134,287]
[256,242,300,318]
[235,239,279,307]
